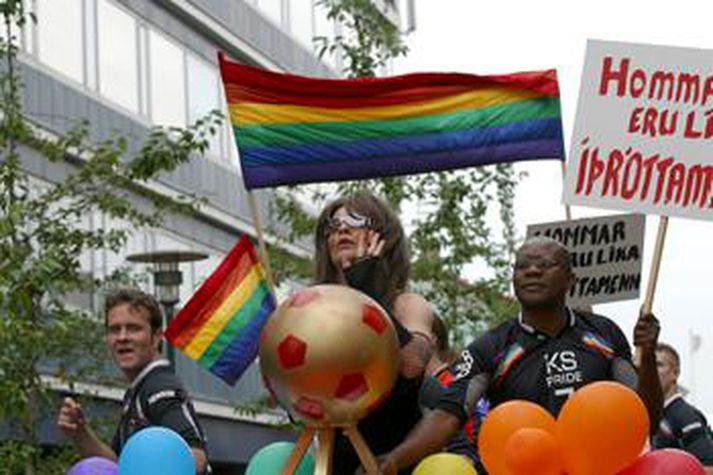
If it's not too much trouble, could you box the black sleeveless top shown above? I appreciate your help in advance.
[330,258,423,474]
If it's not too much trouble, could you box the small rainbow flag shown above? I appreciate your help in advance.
[218,53,565,189]
[165,235,276,386]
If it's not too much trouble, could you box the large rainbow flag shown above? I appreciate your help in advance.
[218,53,565,189]
[164,235,276,386]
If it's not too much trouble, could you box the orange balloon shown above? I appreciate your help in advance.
[555,381,649,475]
[505,428,565,475]
[478,400,557,475]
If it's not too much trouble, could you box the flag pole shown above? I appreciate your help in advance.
[247,190,277,297]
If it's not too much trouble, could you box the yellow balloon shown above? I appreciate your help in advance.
[412,453,478,475]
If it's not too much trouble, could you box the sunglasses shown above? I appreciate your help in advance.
[324,212,372,234]
[513,257,565,271]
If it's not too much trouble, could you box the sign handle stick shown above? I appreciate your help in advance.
[642,215,668,314]
[635,215,668,362]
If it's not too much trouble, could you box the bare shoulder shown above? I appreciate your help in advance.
[393,292,434,334]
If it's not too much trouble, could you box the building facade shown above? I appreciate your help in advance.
[14,0,408,472]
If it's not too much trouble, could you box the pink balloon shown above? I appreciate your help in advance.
[617,448,705,475]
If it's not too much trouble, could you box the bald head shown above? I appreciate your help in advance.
[517,237,572,274]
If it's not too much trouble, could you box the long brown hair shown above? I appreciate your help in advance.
[314,191,410,310]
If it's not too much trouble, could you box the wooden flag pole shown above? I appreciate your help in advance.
[247,190,277,296]
[642,215,669,314]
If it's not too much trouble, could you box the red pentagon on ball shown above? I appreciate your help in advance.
[334,373,369,401]
[362,304,387,334]
[277,334,307,369]
[294,396,324,420]
[289,288,320,308]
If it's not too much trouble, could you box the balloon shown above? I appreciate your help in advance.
[504,428,565,475]
[246,441,315,475]
[478,400,557,475]
[555,381,649,475]
[412,453,478,475]
[618,448,705,475]
[118,427,195,475]
[67,457,118,475]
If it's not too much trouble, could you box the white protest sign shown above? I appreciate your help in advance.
[563,40,713,221]
[526,213,645,306]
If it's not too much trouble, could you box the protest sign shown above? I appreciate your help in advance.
[563,40,713,221]
[527,213,645,306]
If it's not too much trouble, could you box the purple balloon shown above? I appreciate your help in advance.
[67,457,118,475]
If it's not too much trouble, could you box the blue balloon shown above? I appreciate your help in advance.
[67,457,118,475]
[246,441,315,475]
[118,427,195,475]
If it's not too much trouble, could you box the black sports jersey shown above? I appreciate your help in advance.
[419,367,487,473]
[112,360,211,474]
[437,309,634,422]
[653,394,713,465]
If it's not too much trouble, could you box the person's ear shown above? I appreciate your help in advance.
[153,329,163,352]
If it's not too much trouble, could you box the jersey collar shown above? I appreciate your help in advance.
[131,359,170,389]
[664,392,684,409]
[518,307,576,335]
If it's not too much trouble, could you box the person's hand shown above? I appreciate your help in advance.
[633,308,660,351]
[343,230,384,269]
[57,397,88,440]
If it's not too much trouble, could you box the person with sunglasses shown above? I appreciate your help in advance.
[314,191,435,475]
[375,236,663,474]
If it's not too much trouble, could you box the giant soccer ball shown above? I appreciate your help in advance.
[259,284,400,427]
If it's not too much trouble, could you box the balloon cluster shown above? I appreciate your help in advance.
[67,427,195,475]
[478,381,706,475]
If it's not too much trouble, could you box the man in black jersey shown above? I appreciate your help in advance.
[57,288,210,474]
[376,237,664,474]
[653,342,713,470]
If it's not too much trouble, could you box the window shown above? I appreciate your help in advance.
[187,54,221,157]
[148,30,186,128]
[289,0,314,48]
[255,0,283,26]
[36,0,84,82]
[97,0,139,113]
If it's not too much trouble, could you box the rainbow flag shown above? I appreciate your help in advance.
[164,235,276,386]
[218,53,565,189]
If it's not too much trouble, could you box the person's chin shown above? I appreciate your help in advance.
[518,293,555,309]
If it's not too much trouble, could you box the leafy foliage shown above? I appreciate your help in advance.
[315,0,408,78]
[0,1,220,472]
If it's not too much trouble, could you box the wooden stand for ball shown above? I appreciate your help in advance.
[281,425,381,475]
